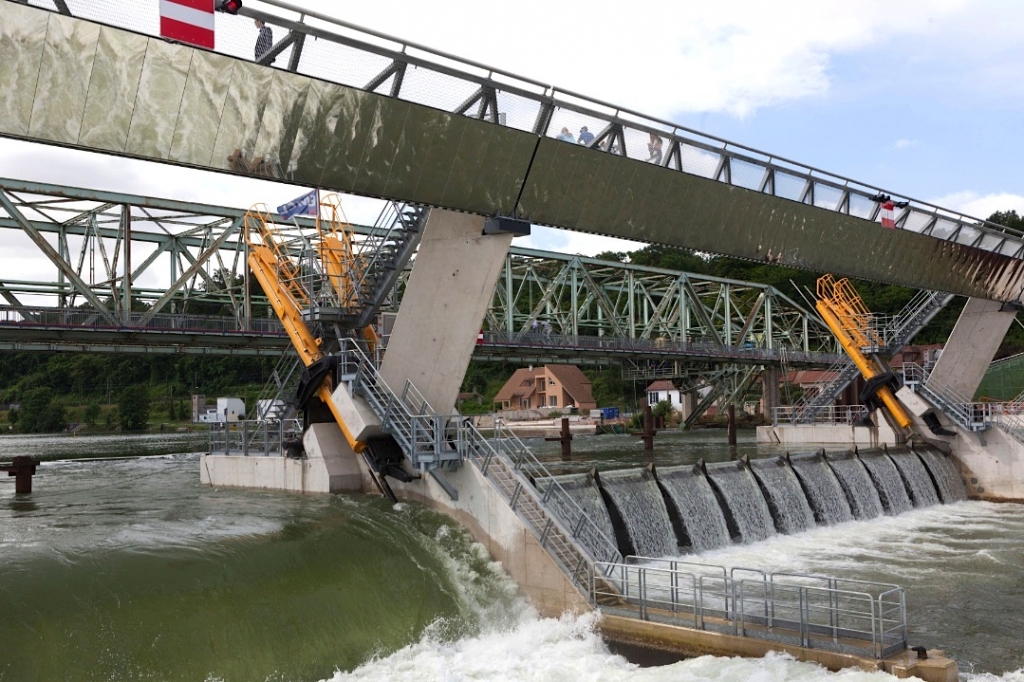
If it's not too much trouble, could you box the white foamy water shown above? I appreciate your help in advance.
[328,498,1024,681]
[326,612,912,682]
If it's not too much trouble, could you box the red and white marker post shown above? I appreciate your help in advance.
[880,200,896,229]
[159,0,216,50]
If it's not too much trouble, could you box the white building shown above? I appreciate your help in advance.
[197,397,246,423]
[645,380,682,409]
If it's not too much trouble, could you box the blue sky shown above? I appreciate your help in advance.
[1,0,1022,260]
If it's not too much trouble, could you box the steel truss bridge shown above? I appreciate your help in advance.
[3,0,1024,303]
[0,178,839,385]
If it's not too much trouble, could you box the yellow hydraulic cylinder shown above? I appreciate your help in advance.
[247,241,366,454]
[816,300,912,430]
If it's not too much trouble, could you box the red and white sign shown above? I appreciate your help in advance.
[160,0,215,50]
[880,200,895,229]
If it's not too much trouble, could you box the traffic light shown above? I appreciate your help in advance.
[216,0,242,14]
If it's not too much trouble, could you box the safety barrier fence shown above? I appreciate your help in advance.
[772,404,869,426]
[903,363,996,432]
[594,557,907,659]
[208,418,303,457]
[18,0,1024,260]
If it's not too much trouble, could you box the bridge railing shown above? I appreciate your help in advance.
[21,0,1024,259]
[0,304,287,335]
[595,557,906,659]
[480,330,841,365]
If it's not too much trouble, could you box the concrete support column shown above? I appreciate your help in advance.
[680,392,697,423]
[380,209,514,414]
[762,367,780,419]
[928,297,1017,398]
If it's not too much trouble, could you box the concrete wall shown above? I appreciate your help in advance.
[380,209,514,414]
[201,423,364,494]
[928,297,1016,398]
[756,413,901,447]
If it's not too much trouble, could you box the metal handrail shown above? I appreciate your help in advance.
[21,0,1024,258]
[208,418,303,457]
[773,404,868,426]
[336,338,623,588]
[595,557,907,659]
[789,290,952,423]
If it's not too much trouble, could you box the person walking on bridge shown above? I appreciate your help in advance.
[577,126,595,146]
[254,19,274,63]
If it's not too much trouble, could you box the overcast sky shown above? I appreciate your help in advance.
[2,0,1023,261]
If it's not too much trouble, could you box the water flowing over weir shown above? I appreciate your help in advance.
[914,447,968,503]
[703,462,776,544]
[788,453,854,525]
[656,465,732,552]
[530,445,970,558]
[597,468,677,556]
[825,451,884,520]
[888,449,941,507]
[859,452,914,515]
[748,458,816,534]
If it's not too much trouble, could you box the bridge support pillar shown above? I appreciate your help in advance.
[928,297,1016,397]
[380,208,514,413]
[761,367,780,420]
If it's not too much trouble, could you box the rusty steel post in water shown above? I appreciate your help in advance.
[545,417,573,460]
[727,404,737,447]
[1,456,39,494]
[635,405,656,451]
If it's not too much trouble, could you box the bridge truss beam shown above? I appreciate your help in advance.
[0,178,839,370]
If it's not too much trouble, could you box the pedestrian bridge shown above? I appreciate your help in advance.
[3,0,1024,304]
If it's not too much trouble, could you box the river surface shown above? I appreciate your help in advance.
[1,430,1022,681]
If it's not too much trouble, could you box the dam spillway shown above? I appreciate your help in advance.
[536,445,965,557]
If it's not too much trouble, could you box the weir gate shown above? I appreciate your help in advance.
[1,1,1009,677]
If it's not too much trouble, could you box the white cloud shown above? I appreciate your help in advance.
[894,139,918,150]
[929,190,1024,221]
[265,0,974,119]
[516,226,641,258]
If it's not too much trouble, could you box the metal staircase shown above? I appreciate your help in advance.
[899,362,996,435]
[790,290,953,424]
[334,338,622,591]
[251,351,304,422]
[310,202,427,330]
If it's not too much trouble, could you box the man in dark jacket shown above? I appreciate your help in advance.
[254,19,274,63]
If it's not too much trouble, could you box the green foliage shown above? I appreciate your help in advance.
[83,402,101,427]
[118,386,150,432]
[17,387,66,434]
[652,400,673,419]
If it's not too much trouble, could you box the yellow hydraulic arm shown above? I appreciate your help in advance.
[244,206,366,453]
[815,275,912,430]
